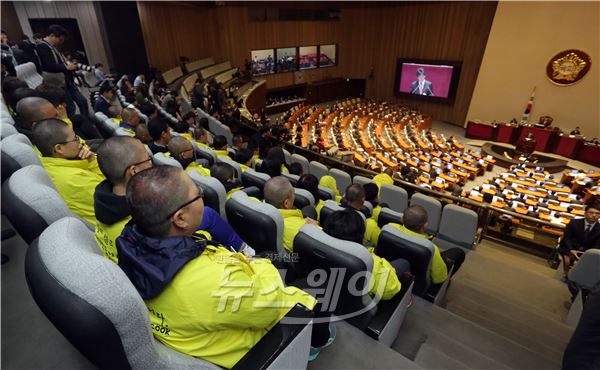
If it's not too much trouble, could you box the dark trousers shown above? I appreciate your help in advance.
[563,285,600,370]
[441,248,466,276]
[389,258,411,278]
[65,83,90,118]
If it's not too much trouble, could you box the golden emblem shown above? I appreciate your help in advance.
[546,50,591,86]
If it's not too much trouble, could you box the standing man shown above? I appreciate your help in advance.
[36,25,90,118]
[559,203,600,279]
[410,67,434,96]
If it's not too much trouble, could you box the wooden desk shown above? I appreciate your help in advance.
[517,126,559,152]
[577,143,600,166]
[466,121,496,140]
[553,135,583,159]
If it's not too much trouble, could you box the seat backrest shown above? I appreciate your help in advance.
[152,152,183,169]
[208,119,233,147]
[290,154,310,174]
[309,161,328,181]
[294,188,315,209]
[319,200,345,226]
[1,110,15,125]
[329,168,351,196]
[2,165,78,244]
[283,149,292,165]
[353,175,374,186]
[569,249,600,290]
[188,171,227,219]
[282,172,300,187]
[114,127,134,137]
[410,193,442,234]
[434,204,478,250]
[376,224,434,296]
[1,133,41,183]
[380,183,408,213]
[217,157,243,180]
[195,146,217,166]
[225,191,284,255]
[377,208,403,228]
[242,168,270,197]
[15,62,43,88]
[318,185,335,200]
[26,217,218,370]
[293,224,375,327]
[1,122,18,138]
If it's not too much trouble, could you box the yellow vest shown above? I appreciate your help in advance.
[367,247,402,300]
[186,161,211,177]
[388,223,448,284]
[145,245,316,369]
[365,218,382,247]
[320,175,342,202]
[315,200,325,221]
[62,117,73,127]
[373,173,394,191]
[371,205,382,222]
[214,149,230,159]
[239,163,249,173]
[95,217,131,263]
[40,156,105,225]
[226,187,243,200]
[278,209,307,253]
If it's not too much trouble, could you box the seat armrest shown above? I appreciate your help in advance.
[241,186,262,200]
[365,276,414,346]
[425,264,454,305]
[231,304,313,370]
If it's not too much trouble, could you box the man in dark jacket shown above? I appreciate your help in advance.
[559,203,600,278]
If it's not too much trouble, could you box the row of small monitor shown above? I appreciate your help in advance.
[251,44,338,76]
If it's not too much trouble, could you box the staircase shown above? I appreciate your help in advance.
[392,240,574,370]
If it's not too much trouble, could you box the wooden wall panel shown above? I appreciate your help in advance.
[137,1,497,125]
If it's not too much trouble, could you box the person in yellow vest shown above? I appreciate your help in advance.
[116,166,332,368]
[319,175,342,202]
[31,119,105,224]
[167,136,211,176]
[119,107,140,135]
[373,170,394,192]
[191,126,212,150]
[340,184,382,247]
[323,209,409,301]
[211,162,243,199]
[94,136,153,262]
[234,148,253,173]
[389,205,466,284]
[298,174,326,218]
[212,135,231,159]
[264,176,319,253]
[135,123,151,143]
[364,182,383,222]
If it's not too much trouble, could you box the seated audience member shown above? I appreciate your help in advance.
[35,84,72,126]
[108,105,122,124]
[191,126,211,149]
[173,120,191,136]
[147,117,171,154]
[298,174,326,216]
[234,148,253,172]
[319,175,342,202]
[323,209,408,300]
[119,107,140,135]
[558,203,600,279]
[32,119,105,224]
[135,124,151,143]
[211,163,242,198]
[167,136,210,176]
[139,103,158,121]
[181,111,198,128]
[390,205,465,284]
[117,166,320,368]
[95,137,247,263]
[264,176,318,253]
[258,146,289,178]
[341,185,381,246]
[232,135,245,151]
[212,135,230,158]
[364,182,383,222]
[399,166,417,184]
[14,97,59,137]
[288,162,304,176]
[94,84,113,116]
[570,126,581,136]
[373,170,394,189]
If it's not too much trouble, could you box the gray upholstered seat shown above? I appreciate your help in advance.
[152,152,183,169]
[196,108,233,146]
[114,127,134,137]
[290,154,310,174]
[293,188,315,209]
[188,171,228,220]
[380,183,408,213]
[329,168,352,196]
[241,168,271,196]
[282,172,300,187]
[1,111,15,125]
[318,199,346,225]
[294,224,414,346]
[1,133,41,183]
[377,208,403,228]
[1,123,18,138]
[1,165,90,243]
[433,204,478,251]
[217,157,243,180]
[318,185,336,201]
[225,191,285,256]
[196,146,218,166]
[309,161,328,180]
[410,193,442,235]
[283,149,292,165]
[353,175,374,186]
[568,249,600,290]
[15,62,43,88]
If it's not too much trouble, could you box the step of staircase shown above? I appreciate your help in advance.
[446,280,573,356]
[414,343,469,370]
[393,297,561,370]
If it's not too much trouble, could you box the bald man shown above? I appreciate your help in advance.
[264,176,318,253]
[119,107,140,135]
[341,184,382,246]
[167,136,211,176]
[15,97,58,138]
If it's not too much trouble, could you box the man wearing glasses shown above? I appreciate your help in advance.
[32,119,104,224]
[117,166,318,368]
[94,136,250,264]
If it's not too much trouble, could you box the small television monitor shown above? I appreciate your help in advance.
[299,46,318,70]
[276,47,298,73]
[251,49,275,76]
[319,44,337,67]
[395,58,462,103]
